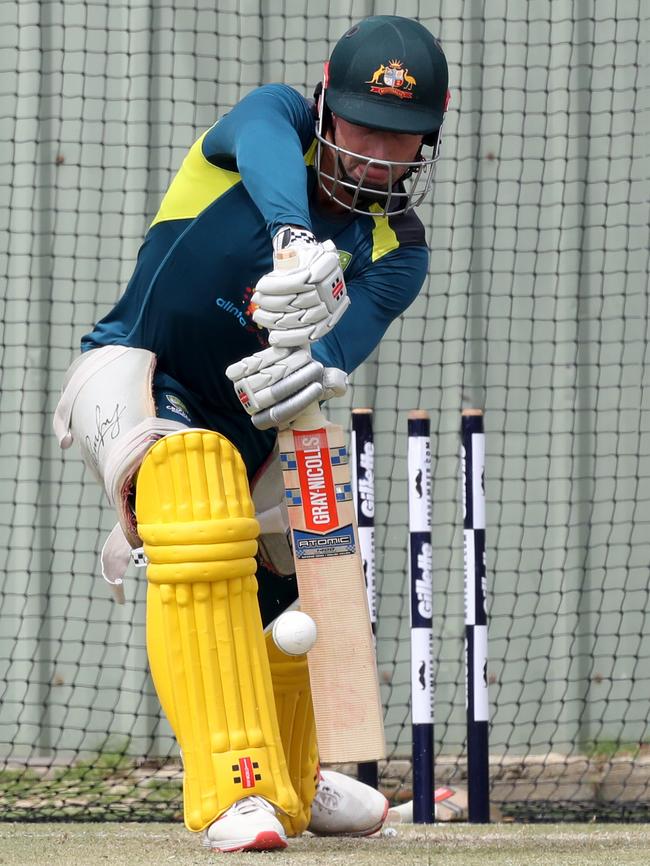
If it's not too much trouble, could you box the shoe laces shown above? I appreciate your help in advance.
[228,796,276,817]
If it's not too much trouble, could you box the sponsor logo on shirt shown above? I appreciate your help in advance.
[164,394,191,423]
[216,296,249,327]
[338,250,352,270]
[216,286,265,345]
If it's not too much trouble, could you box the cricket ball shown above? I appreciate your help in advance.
[272,610,318,656]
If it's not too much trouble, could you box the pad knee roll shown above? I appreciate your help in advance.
[136,429,299,830]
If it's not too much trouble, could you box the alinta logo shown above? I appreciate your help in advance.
[215,285,261,333]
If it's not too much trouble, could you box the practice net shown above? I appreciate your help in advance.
[2,0,648,822]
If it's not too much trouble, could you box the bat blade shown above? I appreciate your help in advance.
[278,414,386,763]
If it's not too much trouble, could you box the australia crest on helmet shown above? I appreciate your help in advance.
[366,59,416,100]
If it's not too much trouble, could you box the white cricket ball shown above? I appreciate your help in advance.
[272,610,318,656]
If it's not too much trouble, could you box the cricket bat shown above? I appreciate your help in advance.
[275,249,386,763]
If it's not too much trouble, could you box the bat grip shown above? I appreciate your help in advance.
[272,249,326,430]
[273,248,313,362]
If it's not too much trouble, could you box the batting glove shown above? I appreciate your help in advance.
[252,226,350,348]
[225,345,348,431]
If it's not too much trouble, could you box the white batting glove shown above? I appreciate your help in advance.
[252,226,350,348]
[225,345,348,431]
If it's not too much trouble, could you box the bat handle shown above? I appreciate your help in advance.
[290,401,328,431]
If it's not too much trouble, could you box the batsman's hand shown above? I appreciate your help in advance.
[225,345,348,431]
[252,226,350,347]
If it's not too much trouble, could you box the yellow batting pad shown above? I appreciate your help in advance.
[266,634,319,837]
[136,430,299,831]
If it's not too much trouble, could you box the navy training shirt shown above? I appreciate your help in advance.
[82,84,430,472]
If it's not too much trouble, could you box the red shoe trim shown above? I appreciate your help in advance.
[356,795,390,837]
[245,830,287,851]
[211,831,287,853]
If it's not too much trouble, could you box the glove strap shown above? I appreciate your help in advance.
[273,225,317,251]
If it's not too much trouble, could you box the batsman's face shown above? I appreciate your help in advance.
[315,105,436,216]
[329,115,424,188]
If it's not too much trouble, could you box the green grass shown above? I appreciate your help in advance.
[581,740,650,760]
[1,823,650,866]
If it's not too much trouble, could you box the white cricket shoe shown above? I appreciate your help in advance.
[202,795,287,853]
[308,769,389,836]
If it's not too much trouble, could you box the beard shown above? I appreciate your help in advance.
[334,161,397,208]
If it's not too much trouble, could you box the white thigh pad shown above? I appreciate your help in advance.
[53,346,187,545]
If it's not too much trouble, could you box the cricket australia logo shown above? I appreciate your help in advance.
[164,394,191,423]
[338,250,352,270]
[366,59,416,99]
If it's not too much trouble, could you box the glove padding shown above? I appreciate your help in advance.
[253,229,350,348]
[225,345,348,431]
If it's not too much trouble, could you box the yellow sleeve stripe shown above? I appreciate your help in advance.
[304,139,317,166]
[150,131,242,228]
[370,204,399,262]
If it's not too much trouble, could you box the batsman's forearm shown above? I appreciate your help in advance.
[204,85,314,236]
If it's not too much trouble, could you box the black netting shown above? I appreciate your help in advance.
[1,0,648,822]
